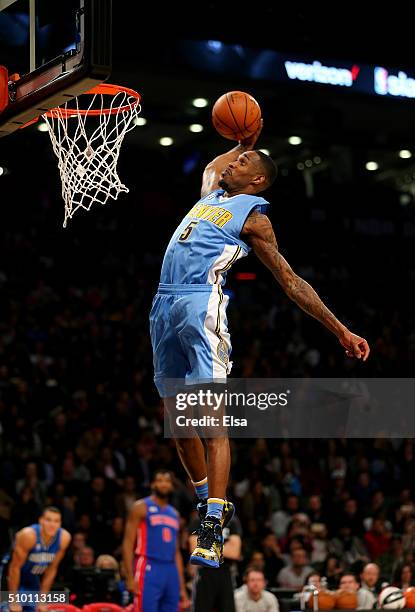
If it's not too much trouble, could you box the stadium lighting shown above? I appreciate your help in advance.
[313,156,322,164]
[189,124,204,133]
[159,137,174,147]
[288,136,302,145]
[399,149,412,159]
[259,148,270,155]
[366,161,379,171]
[305,159,313,167]
[134,117,147,126]
[192,98,209,108]
[0,167,4,176]
[37,122,49,132]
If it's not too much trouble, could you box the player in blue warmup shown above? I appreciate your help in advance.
[3,507,71,612]
[122,470,190,612]
[150,120,370,568]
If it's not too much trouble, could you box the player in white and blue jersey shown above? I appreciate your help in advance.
[150,120,370,569]
[3,507,71,612]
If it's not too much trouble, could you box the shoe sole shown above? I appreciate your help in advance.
[190,554,219,568]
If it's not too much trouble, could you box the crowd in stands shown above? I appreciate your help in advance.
[1,138,415,608]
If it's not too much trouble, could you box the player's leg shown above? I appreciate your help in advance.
[151,293,209,501]
[158,561,180,612]
[175,290,233,568]
[138,560,163,612]
[164,397,207,483]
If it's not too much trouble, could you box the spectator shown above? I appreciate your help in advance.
[321,553,344,590]
[338,499,364,535]
[271,495,300,538]
[393,563,414,590]
[261,531,285,588]
[339,572,360,593]
[358,563,380,610]
[235,568,279,612]
[249,551,266,572]
[277,548,313,590]
[15,462,47,507]
[307,496,327,525]
[95,554,130,606]
[78,546,95,568]
[11,486,41,529]
[378,535,404,582]
[310,523,329,564]
[305,571,321,589]
[329,526,368,567]
[364,517,391,559]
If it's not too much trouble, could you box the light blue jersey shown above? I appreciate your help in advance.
[150,188,270,396]
[160,189,269,286]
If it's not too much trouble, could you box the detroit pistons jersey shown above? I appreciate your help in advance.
[20,524,62,587]
[135,497,179,562]
[160,189,269,286]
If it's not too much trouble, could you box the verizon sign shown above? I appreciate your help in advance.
[284,60,360,87]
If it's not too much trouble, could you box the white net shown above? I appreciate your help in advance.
[43,86,141,227]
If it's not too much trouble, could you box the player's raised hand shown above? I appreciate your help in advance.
[339,329,370,361]
[239,117,263,149]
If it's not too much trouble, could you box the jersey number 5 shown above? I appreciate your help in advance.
[178,221,199,242]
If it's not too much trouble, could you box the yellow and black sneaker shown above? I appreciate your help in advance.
[190,516,223,568]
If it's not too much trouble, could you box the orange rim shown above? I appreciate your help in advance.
[43,83,140,118]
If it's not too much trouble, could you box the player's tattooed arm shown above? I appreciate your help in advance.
[242,211,370,360]
[201,120,263,197]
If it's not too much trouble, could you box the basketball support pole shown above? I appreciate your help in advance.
[30,0,36,72]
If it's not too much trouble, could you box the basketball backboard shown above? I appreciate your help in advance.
[0,0,112,137]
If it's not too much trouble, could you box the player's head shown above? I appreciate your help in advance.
[39,506,62,537]
[151,469,173,500]
[218,150,277,195]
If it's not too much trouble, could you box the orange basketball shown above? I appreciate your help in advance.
[307,591,337,610]
[335,590,358,609]
[319,591,337,610]
[212,91,262,141]
[404,587,415,608]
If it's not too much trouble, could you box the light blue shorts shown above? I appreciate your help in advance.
[149,283,232,397]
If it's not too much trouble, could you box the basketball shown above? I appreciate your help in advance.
[212,91,262,141]
[307,591,336,609]
[378,587,406,609]
[335,590,358,609]
[404,588,415,608]
[317,591,337,610]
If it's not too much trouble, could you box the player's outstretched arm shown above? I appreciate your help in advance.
[242,211,370,361]
[200,119,263,197]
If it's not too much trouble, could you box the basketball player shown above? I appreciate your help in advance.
[4,507,71,611]
[122,470,190,612]
[149,119,370,568]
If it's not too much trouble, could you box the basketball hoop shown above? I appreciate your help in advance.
[41,83,141,227]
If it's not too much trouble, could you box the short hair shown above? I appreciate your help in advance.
[42,506,61,516]
[152,469,172,481]
[340,572,359,583]
[244,566,265,580]
[255,150,278,187]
